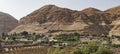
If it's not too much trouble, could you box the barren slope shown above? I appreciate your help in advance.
[0,12,18,34]
[10,5,120,36]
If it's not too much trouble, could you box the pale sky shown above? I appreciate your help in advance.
[0,0,120,20]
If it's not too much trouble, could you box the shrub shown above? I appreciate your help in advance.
[95,47,113,54]
[21,31,28,36]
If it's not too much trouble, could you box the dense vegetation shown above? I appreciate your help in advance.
[55,33,79,42]
[0,32,119,54]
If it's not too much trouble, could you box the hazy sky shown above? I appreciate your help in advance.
[0,0,120,20]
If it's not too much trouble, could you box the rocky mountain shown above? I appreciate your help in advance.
[10,5,120,36]
[105,6,120,36]
[80,8,112,35]
[0,12,18,34]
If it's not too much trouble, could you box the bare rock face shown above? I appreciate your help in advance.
[105,6,120,16]
[105,6,120,25]
[10,5,120,36]
[81,8,112,35]
[0,12,18,34]
[20,5,75,24]
[110,15,120,35]
[109,25,120,36]
[105,6,120,36]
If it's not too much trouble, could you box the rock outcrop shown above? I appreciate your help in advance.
[105,6,120,36]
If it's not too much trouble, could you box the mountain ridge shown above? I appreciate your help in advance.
[10,5,120,36]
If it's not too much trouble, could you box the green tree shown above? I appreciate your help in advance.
[47,48,52,54]
[73,32,80,36]
[21,31,28,36]
[53,48,63,54]
[70,48,83,54]
[32,32,36,35]
[47,47,63,54]
[80,42,99,54]
[95,47,113,54]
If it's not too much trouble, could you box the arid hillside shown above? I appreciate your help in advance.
[0,12,18,34]
[10,5,120,36]
[105,6,120,36]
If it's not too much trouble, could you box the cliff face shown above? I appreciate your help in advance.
[10,5,120,36]
[0,12,18,34]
